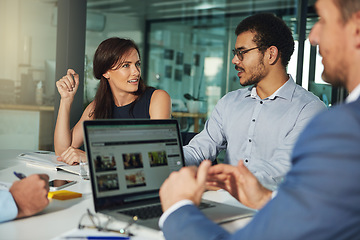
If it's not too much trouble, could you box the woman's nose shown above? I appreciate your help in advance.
[132,65,140,75]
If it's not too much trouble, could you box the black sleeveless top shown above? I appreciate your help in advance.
[112,87,156,119]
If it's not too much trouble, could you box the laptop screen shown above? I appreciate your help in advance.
[83,119,185,212]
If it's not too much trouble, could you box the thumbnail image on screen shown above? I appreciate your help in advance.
[122,153,143,169]
[148,151,168,167]
[125,170,146,188]
[94,155,117,172]
[97,174,119,192]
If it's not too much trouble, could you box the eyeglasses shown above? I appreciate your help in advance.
[232,47,260,61]
[78,208,136,237]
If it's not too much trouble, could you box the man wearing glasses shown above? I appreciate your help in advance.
[183,13,326,190]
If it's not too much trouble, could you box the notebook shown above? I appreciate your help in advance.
[18,151,83,175]
[83,119,255,230]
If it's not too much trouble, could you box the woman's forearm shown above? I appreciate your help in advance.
[54,99,73,155]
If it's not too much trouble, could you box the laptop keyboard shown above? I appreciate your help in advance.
[119,205,163,220]
[118,202,215,220]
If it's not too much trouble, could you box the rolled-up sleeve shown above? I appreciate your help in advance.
[183,97,227,166]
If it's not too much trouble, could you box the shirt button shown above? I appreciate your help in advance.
[260,101,263,104]
[245,159,248,163]
[252,119,255,122]
[249,139,252,142]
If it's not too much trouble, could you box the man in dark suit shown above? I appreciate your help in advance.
[159,0,360,239]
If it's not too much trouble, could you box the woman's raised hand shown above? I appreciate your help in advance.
[55,69,79,100]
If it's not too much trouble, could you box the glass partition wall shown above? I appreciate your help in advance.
[146,16,230,132]
[84,0,336,135]
[0,0,339,151]
[142,1,335,132]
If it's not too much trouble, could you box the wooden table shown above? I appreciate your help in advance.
[172,112,207,132]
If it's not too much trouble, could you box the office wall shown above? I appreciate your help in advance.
[0,0,19,82]
[0,0,56,82]
[0,0,57,150]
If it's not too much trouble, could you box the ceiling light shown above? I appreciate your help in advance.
[152,0,194,7]
[87,0,125,8]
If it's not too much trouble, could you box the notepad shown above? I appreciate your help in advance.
[17,151,86,176]
[48,190,82,200]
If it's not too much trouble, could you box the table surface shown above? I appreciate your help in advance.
[0,149,252,240]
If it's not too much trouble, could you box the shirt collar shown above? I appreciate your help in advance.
[248,75,295,100]
[346,83,360,103]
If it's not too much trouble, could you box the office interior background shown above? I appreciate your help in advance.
[0,0,344,152]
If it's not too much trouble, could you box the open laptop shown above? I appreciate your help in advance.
[83,119,255,230]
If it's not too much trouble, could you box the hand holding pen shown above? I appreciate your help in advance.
[10,172,50,219]
[14,171,27,180]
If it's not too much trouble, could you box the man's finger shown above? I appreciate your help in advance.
[207,173,228,182]
[237,160,252,176]
[208,163,237,175]
[196,160,212,185]
[206,180,225,189]
[38,174,49,182]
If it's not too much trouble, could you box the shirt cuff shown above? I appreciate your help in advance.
[271,190,278,199]
[158,199,194,229]
[0,190,18,223]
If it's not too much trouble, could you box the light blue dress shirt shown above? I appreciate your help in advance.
[183,76,326,189]
[0,190,18,223]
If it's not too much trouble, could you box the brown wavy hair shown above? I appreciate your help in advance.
[91,37,147,119]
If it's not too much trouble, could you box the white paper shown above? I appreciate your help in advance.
[18,151,83,176]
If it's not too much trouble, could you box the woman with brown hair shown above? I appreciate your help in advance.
[54,37,171,165]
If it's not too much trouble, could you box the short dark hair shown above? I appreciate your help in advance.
[332,0,360,23]
[235,13,294,68]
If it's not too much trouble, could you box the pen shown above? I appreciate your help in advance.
[35,151,51,154]
[14,171,27,180]
[65,236,130,240]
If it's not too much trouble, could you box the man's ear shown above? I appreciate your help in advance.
[353,11,360,48]
[267,46,280,65]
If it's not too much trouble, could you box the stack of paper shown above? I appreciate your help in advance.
[17,151,85,176]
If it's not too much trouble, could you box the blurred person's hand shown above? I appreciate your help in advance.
[207,160,272,209]
[9,174,49,218]
[160,160,212,212]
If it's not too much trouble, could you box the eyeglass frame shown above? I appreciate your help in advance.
[232,46,261,61]
[78,208,135,237]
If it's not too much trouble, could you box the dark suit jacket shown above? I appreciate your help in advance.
[162,98,360,240]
